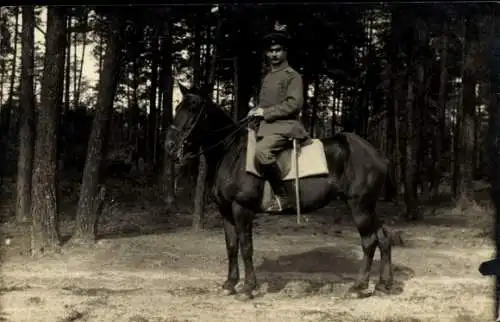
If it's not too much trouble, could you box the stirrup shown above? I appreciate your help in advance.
[265,196,292,213]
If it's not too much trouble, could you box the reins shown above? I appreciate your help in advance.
[175,104,253,161]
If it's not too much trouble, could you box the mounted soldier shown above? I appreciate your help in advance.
[247,31,310,213]
[166,30,395,300]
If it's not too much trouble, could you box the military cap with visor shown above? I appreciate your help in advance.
[262,31,291,49]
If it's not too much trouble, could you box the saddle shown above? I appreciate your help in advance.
[245,128,329,181]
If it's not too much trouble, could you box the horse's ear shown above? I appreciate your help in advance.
[179,83,190,96]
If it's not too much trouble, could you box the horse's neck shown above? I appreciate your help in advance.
[201,114,247,174]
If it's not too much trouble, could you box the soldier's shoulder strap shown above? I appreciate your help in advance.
[284,66,301,77]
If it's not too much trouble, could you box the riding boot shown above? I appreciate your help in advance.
[261,162,293,213]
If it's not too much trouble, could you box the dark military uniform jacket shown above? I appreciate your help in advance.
[257,62,309,140]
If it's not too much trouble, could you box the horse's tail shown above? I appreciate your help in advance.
[383,159,398,203]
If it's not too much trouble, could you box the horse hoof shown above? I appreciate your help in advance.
[347,281,369,293]
[221,288,236,296]
[373,288,390,297]
[374,282,400,296]
[221,280,238,296]
[343,289,371,299]
[235,292,254,301]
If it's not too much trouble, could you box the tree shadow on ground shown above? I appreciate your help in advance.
[94,215,193,240]
[418,214,471,228]
[256,246,414,297]
[92,209,223,241]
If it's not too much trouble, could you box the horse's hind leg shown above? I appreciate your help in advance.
[347,198,378,293]
[220,205,239,295]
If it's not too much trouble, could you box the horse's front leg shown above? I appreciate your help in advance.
[232,201,257,300]
[220,205,239,295]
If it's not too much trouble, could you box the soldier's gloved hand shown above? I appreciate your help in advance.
[247,107,264,118]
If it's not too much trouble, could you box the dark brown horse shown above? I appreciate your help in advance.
[165,84,396,300]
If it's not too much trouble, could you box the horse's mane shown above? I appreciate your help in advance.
[202,96,248,170]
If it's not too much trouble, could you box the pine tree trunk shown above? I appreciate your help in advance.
[413,17,430,202]
[403,74,420,220]
[432,21,449,197]
[16,6,35,223]
[1,6,19,176]
[148,26,159,167]
[192,14,207,231]
[75,12,88,108]
[72,14,123,244]
[59,14,72,171]
[31,7,67,256]
[160,18,175,207]
[192,13,221,232]
[455,17,476,204]
[72,29,77,109]
[64,14,71,115]
[389,8,402,199]
[5,6,19,129]
[457,67,476,202]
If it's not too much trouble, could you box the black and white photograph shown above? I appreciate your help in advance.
[0,3,499,321]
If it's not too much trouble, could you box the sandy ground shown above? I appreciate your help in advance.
[0,195,495,322]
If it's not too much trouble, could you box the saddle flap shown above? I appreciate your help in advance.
[245,128,329,180]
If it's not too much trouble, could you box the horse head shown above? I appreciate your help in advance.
[165,83,214,162]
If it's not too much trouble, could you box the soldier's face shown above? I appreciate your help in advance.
[266,44,286,65]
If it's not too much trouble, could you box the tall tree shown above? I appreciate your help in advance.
[31,6,67,255]
[191,10,208,231]
[160,17,175,207]
[64,12,72,115]
[4,6,19,132]
[432,19,449,197]
[72,12,124,244]
[191,9,222,231]
[454,15,477,203]
[148,24,160,166]
[74,10,89,108]
[15,6,36,223]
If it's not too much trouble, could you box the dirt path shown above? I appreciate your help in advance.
[0,205,495,322]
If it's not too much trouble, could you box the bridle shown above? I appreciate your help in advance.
[169,97,253,162]
[169,100,207,160]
